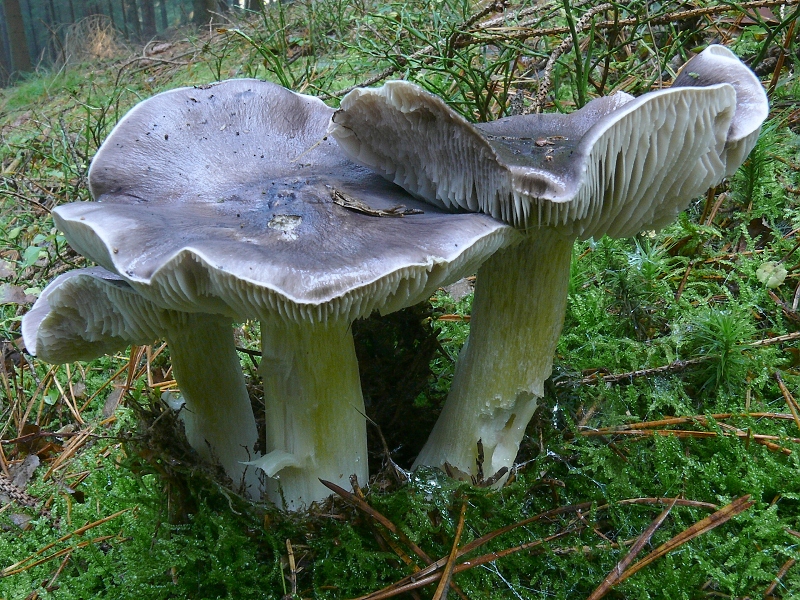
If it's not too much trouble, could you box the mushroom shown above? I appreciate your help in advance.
[328,45,768,478]
[22,267,261,497]
[50,79,521,508]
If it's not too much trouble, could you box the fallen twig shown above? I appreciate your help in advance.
[607,496,754,589]
[557,357,709,387]
[580,427,797,454]
[2,508,130,575]
[431,500,467,600]
[764,558,797,596]
[775,372,800,431]
[586,497,678,600]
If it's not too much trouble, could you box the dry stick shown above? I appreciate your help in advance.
[764,558,797,596]
[321,479,435,564]
[42,428,94,481]
[579,428,797,453]
[358,529,577,600]
[715,421,788,454]
[2,508,130,575]
[0,443,9,479]
[586,413,796,433]
[432,501,468,600]
[561,333,800,388]
[1,429,101,445]
[40,549,73,593]
[615,497,717,511]
[322,480,467,600]
[124,345,146,392]
[751,331,800,346]
[774,372,800,431]
[531,3,613,113]
[586,497,678,600]
[2,535,121,577]
[348,475,424,600]
[698,187,717,226]
[18,365,56,434]
[504,0,800,39]
[371,532,425,600]
[79,359,130,413]
[357,496,720,599]
[557,357,710,387]
[356,503,597,600]
[704,191,728,226]
[767,17,797,96]
[50,369,84,425]
[610,496,754,588]
[285,539,298,598]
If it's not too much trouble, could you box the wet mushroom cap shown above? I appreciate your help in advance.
[21,267,161,363]
[328,46,769,479]
[672,45,768,172]
[329,45,767,237]
[58,79,519,321]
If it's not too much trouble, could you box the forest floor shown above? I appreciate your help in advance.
[1,1,800,598]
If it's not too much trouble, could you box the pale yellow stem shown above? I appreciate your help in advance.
[414,228,574,478]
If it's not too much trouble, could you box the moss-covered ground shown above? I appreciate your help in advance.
[1,1,799,598]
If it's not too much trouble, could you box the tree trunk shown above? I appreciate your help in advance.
[191,0,215,25]
[140,0,156,37]
[0,5,12,85]
[22,0,39,64]
[125,0,141,38]
[2,0,33,73]
[105,0,116,28]
[159,0,168,29]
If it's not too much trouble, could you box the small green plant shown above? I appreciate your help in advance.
[681,306,756,394]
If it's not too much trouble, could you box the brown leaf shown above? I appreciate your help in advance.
[0,260,14,279]
[10,454,40,489]
[0,284,36,305]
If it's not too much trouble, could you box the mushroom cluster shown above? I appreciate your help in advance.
[24,79,520,509]
[24,45,767,509]
[329,45,768,479]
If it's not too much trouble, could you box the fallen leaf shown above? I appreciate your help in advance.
[0,284,36,305]
[0,260,14,279]
[9,513,33,530]
[10,454,40,489]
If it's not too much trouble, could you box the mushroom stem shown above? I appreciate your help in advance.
[414,228,574,478]
[256,319,367,510]
[163,314,261,499]
[23,268,261,499]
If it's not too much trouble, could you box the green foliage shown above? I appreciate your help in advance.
[680,306,756,393]
[2,1,800,598]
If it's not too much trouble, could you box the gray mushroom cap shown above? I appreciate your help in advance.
[57,79,520,323]
[329,45,768,237]
[672,45,768,172]
[23,266,263,498]
[22,267,163,363]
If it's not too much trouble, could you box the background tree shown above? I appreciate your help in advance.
[2,0,33,74]
[159,0,169,30]
[125,0,142,38]
[0,5,11,85]
[141,0,157,37]
[192,0,216,25]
